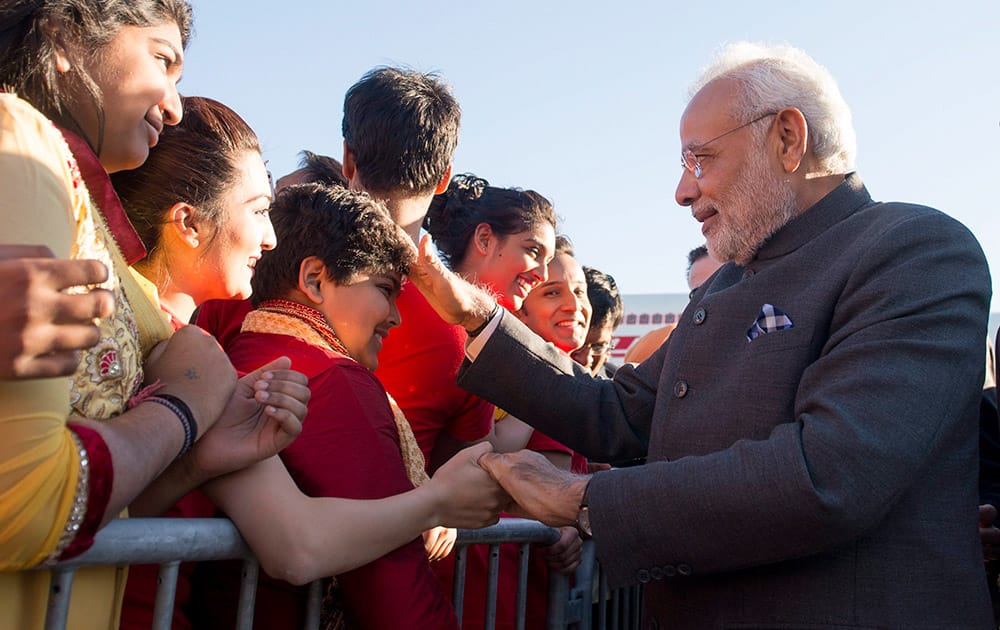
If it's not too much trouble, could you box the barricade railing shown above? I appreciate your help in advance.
[27,516,640,630]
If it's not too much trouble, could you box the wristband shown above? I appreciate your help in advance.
[466,303,500,338]
[146,394,198,459]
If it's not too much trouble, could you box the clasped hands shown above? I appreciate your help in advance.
[424,442,589,572]
[476,448,591,530]
[477,448,589,574]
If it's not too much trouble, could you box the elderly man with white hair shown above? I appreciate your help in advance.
[405,41,994,628]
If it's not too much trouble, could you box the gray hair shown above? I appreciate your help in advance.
[689,42,856,174]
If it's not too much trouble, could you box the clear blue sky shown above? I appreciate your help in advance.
[181,0,999,313]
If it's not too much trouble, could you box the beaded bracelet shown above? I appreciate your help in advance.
[466,302,500,338]
[146,394,198,459]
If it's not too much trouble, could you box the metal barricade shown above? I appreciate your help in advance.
[29,517,640,630]
[450,521,642,630]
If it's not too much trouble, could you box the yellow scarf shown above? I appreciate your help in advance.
[241,301,429,488]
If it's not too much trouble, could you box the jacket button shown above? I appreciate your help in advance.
[637,569,651,583]
[650,566,664,580]
[673,380,689,398]
[692,307,707,325]
[677,563,693,576]
[663,564,676,577]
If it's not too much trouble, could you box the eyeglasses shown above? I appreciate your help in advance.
[575,341,613,358]
[680,112,777,179]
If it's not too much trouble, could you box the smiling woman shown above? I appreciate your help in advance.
[111,95,284,630]
[424,173,557,311]
[0,3,246,630]
[112,95,276,327]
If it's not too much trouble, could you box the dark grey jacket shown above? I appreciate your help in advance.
[459,174,993,628]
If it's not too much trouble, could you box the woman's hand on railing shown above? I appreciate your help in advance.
[422,526,456,561]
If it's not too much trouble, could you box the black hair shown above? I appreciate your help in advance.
[424,173,557,271]
[297,150,348,187]
[342,66,460,195]
[0,0,193,143]
[583,266,623,330]
[251,183,414,305]
[687,244,709,273]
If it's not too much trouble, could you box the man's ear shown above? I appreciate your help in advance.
[167,202,200,248]
[342,141,357,185]
[433,164,453,195]
[297,256,327,304]
[774,107,809,174]
[472,223,494,255]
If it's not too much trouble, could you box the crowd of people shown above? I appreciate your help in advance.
[0,1,997,629]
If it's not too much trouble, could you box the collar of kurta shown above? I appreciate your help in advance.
[753,172,872,263]
[59,128,148,266]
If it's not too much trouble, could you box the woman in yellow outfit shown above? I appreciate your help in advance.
[0,2,311,628]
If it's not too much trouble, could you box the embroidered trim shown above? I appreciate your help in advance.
[253,299,352,357]
[43,431,90,565]
[58,127,147,265]
[242,302,430,486]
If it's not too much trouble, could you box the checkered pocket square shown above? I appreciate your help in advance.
[746,304,794,341]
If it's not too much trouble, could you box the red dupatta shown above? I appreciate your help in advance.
[59,128,147,265]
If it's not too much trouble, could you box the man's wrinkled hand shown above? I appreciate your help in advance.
[478,450,590,528]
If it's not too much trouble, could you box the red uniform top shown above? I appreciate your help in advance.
[192,330,458,630]
[374,281,494,465]
[193,297,252,352]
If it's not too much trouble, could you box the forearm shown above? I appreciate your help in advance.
[72,404,186,526]
[203,456,440,584]
[127,453,209,517]
[489,415,533,453]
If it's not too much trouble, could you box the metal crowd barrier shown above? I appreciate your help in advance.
[31,517,640,630]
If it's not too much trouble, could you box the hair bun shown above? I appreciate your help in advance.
[450,173,488,202]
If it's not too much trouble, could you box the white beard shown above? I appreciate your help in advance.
[704,152,797,265]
